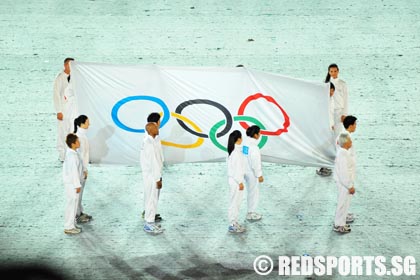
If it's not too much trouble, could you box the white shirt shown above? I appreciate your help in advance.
[227,144,246,185]
[63,148,84,189]
[330,77,348,115]
[76,127,89,172]
[140,135,163,182]
[333,147,355,189]
[53,71,69,113]
[243,137,263,178]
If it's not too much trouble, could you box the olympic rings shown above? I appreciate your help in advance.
[111,94,289,151]
[161,112,204,149]
[209,116,269,152]
[237,93,290,136]
[175,99,233,138]
[111,95,170,133]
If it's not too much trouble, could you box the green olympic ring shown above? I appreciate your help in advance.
[209,116,268,152]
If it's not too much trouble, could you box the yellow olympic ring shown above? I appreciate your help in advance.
[161,112,204,149]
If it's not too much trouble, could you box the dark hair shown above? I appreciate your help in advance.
[246,125,261,138]
[74,115,88,133]
[236,64,244,67]
[64,57,74,64]
[343,115,357,129]
[66,133,78,148]
[227,130,242,156]
[147,112,161,123]
[324,63,339,83]
[329,82,335,91]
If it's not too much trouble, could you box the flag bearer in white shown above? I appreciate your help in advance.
[74,115,92,223]
[53,57,73,161]
[316,82,336,177]
[325,63,349,138]
[63,134,84,235]
[333,132,355,234]
[141,122,164,234]
[141,113,164,222]
[243,125,264,221]
[227,130,246,233]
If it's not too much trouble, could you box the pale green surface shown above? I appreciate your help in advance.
[1,1,420,279]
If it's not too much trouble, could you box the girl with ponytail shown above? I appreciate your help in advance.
[227,130,246,233]
[325,63,349,134]
[73,115,92,223]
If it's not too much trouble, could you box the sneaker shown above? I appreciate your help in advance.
[228,223,246,233]
[76,215,90,223]
[143,223,163,234]
[316,168,331,177]
[246,212,262,221]
[80,212,92,220]
[346,216,355,223]
[75,224,82,230]
[333,225,351,233]
[64,228,81,235]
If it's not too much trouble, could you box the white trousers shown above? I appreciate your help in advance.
[334,182,352,227]
[143,176,159,223]
[57,120,66,161]
[228,179,244,225]
[64,184,79,230]
[333,109,345,138]
[244,173,259,213]
[76,181,86,216]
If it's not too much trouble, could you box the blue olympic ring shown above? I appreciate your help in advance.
[111,95,170,133]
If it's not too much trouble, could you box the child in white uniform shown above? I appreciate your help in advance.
[74,115,91,223]
[243,125,264,221]
[141,122,164,234]
[333,132,356,234]
[227,130,246,233]
[63,133,84,235]
[325,63,349,138]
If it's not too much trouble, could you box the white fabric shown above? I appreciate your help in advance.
[76,127,90,172]
[227,144,246,224]
[141,135,163,223]
[53,71,69,161]
[333,147,355,189]
[330,77,348,115]
[329,96,335,130]
[71,62,335,167]
[63,148,84,229]
[228,182,244,225]
[227,144,246,185]
[63,83,79,135]
[333,147,355,227]
[334,181,352,227]
[243,137,262,212]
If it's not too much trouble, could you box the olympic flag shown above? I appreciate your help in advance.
[71,62,335,167]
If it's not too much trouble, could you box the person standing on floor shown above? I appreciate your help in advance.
[141,112,164,222]
[317,82,336,177]
[243,125,264,221]
[53,57,74,161]
[74,115,92,223]
[227,130,247,233]
[63,133,84,235]
[325,63,349,138]
[333,132,356,234]
[141,122,164,234]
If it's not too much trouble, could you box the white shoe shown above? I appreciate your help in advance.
[246,212,262,221]
[228,222,246,233]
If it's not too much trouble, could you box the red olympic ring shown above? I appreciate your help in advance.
[237,93,290,136]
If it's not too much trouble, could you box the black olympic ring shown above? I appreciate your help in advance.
[175,99,233,138]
